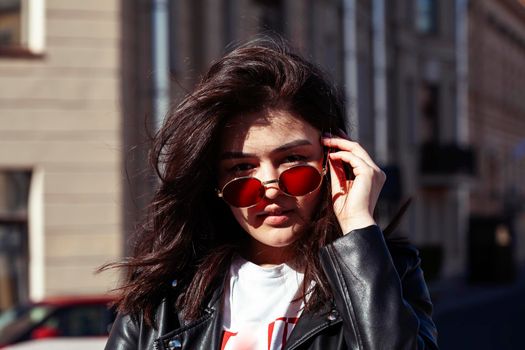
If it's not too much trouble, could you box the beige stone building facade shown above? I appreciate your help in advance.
[0,0,121,309]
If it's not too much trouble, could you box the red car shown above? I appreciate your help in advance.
[0,296,116,348]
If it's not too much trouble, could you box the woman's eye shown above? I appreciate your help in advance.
[283,154,307,163]
[229,163,254,172]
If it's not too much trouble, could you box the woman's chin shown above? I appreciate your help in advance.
[252,226,303,249]
[243,231,300,265]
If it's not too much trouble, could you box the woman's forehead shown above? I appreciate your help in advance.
[220,110,320,151]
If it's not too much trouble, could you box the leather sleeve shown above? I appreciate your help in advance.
[319,225,439,349]
[105,313,140,350]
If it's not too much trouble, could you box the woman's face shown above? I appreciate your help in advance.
[218,110,324,265]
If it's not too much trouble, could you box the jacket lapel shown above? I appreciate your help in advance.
[284,303,342,350]
[155,283,225,350]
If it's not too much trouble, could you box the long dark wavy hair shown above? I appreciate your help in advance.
[112,38,353,325]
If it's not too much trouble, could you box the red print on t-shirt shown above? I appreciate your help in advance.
[267,317,299,349]
[221,330,238,350]
[221,317,299,350]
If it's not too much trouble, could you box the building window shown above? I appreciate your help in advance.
[406,78,417,145]
[415,0,438,34]
[0,0,21,47]
[0,0,45,57]
[0,170,31,310]
[419,82,440,143]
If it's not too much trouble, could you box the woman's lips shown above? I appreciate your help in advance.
[258,209,293,226]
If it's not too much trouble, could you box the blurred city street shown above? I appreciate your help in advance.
[432,271,525,349]
[1,0,525,349]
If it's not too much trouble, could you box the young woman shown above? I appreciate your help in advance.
[105,39,438,350]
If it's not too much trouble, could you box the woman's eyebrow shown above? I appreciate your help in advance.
[220,151,256,160]
[272,139,312,153]
[220,139,313,160]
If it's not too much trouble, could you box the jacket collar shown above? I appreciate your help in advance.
[155,275,342,350]
[154,275,226,350]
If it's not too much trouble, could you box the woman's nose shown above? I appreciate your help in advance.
[258,167,282,199]
[263,179,282,199]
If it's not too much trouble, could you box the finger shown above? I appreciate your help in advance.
[329,152,383,215]
[330,152,387,195]
[322,138,378,169]
[323,137,375,165]
[329,150,376,177]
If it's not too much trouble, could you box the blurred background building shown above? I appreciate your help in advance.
[0,0,121,309]
[1,0,525,332]
[121,0,525,292]
[467,0,525,284]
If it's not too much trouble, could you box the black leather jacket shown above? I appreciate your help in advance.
[106,226,438,349]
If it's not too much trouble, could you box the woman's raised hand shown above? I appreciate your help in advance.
[322,135,386,234]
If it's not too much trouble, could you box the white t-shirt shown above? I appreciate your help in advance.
[221,255,305,350]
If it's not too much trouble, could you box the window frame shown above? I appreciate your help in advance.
[0,169,32,310]
[0,0,45,58]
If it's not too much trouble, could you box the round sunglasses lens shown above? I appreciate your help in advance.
[222,177,265,207]
[279,166,322,196]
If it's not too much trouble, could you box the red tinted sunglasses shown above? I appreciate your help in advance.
[217,164,326,208]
